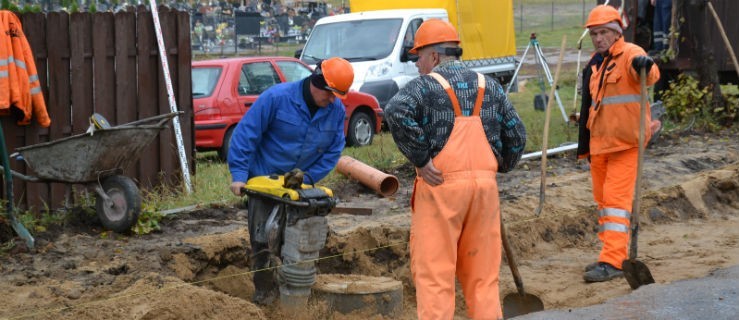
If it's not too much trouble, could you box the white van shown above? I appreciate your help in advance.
[297,2,517,109]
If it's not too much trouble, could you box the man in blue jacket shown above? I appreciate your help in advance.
[227,57,353,304]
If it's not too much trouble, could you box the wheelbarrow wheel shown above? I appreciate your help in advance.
[95,175,141,233]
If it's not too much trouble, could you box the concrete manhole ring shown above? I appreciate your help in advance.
[313,274,403,316]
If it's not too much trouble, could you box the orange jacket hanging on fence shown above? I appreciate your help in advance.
[0,10,51,127]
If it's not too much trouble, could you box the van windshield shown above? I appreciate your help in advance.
[302,18,403,63]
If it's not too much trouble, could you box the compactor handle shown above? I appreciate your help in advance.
[241,188,337,209]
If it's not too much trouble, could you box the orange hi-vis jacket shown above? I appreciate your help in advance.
[0,10,51,127]
[587,37,659,156]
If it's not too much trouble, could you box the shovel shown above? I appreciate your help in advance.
[501,218,544,318]
[534,36,566,217]
[622,67,656,290]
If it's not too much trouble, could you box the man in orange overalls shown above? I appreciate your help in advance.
[385,19,527,319]
[577,5,660,282]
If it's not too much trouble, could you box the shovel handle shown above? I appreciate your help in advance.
[629,67,648,261]
[706,1,739,80]
[501,219,527,296]
[535,36,567,217]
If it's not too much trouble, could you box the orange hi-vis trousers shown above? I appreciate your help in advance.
[410,72,503,320]
[590,147,638,269]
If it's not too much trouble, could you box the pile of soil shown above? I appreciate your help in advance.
[0,130,737,320]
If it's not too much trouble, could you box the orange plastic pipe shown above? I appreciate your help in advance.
[335,156,400,197]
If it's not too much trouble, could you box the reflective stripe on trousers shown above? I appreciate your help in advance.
[411,72,502,320]
[590,148,637,269]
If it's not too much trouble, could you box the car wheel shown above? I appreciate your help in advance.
[218,127,234,162]
[347,112,374,147]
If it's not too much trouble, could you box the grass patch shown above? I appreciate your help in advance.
[509,63,581,152]
[514,0,594,47]
[322,133,407,188]
[140,135,405,213]
[516,26,590,49]
[142,151,239,211]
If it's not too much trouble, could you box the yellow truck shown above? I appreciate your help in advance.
[297,0,516,108]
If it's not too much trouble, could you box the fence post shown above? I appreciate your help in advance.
[519,1,523,35]
[583,0,586,25]
[551,1,554,32]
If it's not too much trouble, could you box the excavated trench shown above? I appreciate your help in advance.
[165,159,738,319]
[0,132,737,320]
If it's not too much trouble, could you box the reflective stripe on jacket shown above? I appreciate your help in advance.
[0,10,50,127]
[586,37,659,155]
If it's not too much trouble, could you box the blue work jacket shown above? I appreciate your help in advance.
[227,79,346,184]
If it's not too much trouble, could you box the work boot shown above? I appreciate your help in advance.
[583,262,624,282]
[584,261,600,272]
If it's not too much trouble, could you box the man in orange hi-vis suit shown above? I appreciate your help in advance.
[385,19,526,319]
[577,5,660,283]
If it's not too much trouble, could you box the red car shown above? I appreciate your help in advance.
[192,56,383,160]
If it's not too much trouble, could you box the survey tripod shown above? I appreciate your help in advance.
[506,33,570,124]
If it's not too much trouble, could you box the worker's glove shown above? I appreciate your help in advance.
[631,56,654,74]
[283,168,305,189]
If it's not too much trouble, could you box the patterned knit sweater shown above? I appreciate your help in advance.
[385,60,527,173]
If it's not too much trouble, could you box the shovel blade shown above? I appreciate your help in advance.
[622,259,655,290]
[503,293,544,319]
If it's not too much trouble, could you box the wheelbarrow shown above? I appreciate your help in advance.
[1,112,182,240]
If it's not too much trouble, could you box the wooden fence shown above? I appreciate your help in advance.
[4,6,194,213]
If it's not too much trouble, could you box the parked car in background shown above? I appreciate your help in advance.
[192,57,383,161]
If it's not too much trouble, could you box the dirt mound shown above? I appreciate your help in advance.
[0,132,738,319]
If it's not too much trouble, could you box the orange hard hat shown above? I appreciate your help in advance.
[320,57,354,99]
[409,19,460,55]
[585,4,623,29]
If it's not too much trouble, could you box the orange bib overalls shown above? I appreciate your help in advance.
[410,72,502,320]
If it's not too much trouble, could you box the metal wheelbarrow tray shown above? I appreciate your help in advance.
[5,112,181,233]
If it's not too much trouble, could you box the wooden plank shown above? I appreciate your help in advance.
[157,5,176,186]
[69,12,94,206]
[69,12,94,135]
[45,11,71,209]
[177,9,195,177]
[711,1,739,71]
[69,12,93,134]
[92,12,116,121]
[331,205,374,216]
[136,5,160,188]
[114,11,139,179]
[19,13,49,212]
[0,11,199,212]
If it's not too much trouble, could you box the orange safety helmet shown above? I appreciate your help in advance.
[585,4,623,29]
[319,57,354,99]
[409,19,460,55]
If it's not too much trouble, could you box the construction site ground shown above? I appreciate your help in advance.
[0,129,738,320]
